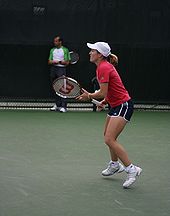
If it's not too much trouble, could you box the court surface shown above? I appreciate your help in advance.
[0,110,170,216]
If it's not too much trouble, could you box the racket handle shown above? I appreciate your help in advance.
[91,99,102,106]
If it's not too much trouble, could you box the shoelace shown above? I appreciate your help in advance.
[125,170,137,180]
[107,164,119,172]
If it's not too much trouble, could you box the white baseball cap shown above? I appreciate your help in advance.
[87,42,111,57]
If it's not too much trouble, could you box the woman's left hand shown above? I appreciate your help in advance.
[76,88,90,101]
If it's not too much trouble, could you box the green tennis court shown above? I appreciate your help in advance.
[0,110,170,216]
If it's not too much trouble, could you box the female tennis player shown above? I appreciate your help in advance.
[77,42,142,188]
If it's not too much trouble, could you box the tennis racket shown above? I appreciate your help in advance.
[69,51,79,64]
[53,76,101,106]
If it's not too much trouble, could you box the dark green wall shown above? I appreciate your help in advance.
[0,0,170,102]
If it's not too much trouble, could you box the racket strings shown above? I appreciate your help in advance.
[53,79,81,98]
[70,52,79,64]
[71,54,78,61]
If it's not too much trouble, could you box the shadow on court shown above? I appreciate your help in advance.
[0,110,170,216]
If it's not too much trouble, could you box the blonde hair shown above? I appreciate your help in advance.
[109,53,118,66]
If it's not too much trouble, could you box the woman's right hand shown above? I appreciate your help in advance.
[96,99,107,111]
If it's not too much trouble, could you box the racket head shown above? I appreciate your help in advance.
[53,76,81,98]
[69,51,79,64]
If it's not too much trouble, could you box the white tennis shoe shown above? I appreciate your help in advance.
[59,107,67,113]
[102,161,125,176]
[123,166,142,188]
[50,104,58,111]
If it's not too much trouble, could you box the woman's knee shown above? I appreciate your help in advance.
[104,135,116,147]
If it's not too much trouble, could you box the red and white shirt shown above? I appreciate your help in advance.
[96,60,131,107]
